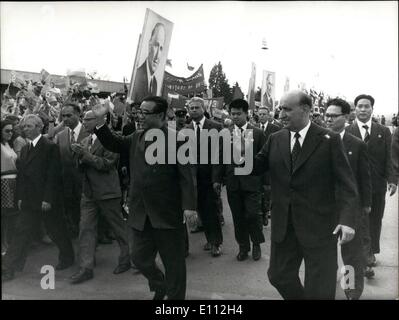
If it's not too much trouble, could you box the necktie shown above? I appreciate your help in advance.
[150,77,157,95]
[88,135,93,151]
[70,130,76,144]
[261,124,265,131]
[363,125,370,143]
[27,142,34,154]
[291,132,301,170]
[196,122,201,164]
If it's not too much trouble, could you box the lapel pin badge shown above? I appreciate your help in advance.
[348,151,352,155]
[378,134,382,138]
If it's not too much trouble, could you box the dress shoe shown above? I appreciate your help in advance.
[1,269,15,282]
[70,268,93,284]
[153,288,166,300]
[203,242,211,251]
[368,254,377,267]
[252,244,261,261]
[211,245,221,257]
[236,251,248,261]
[191,225,204,233]
[364,266,375,279]
[262,213,269,226]
[56,259,74,270]
[113,263,131,275]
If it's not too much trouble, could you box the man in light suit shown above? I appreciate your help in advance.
[187,97,224,257]
[68,111,131,284]
[250,90,358,299]
[346,94,397,272]
[213,99,266,261]
[2,115,74,282]
[325,98,372,300]
[131,23,165,103]
[54,103,90,238]
[93,96,197,300]
[257,107,280,226]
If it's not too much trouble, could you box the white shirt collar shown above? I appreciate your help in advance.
[340,129,345,139]
[290,120,311,149]
[259,121,268,131]
[235,122,249,134]
[91,133,97,143]
[356,118,372,139]
[31,134,42,147]
[193,116,206,129]
[71,122,82,140]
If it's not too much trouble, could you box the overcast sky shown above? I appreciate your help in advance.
[1,1,397,116]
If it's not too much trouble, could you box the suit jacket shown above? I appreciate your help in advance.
[342,131,372,209]
[253,123,358,247]
[213,123,266,192]
[16,135,63,210]
[347,121,396,193]
[94,124,197,231]
[256,122,281,185]
[78,135,121,201]
[392,127,399,182]
[54,125,90,198]
[186,118,223,187]
[132,60,157,103]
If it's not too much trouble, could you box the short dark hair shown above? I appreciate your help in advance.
[142,96,168,119]
[326,98,351,115]
[229,99,249,113]
[63,103,81,115]
[354,94,375,107]
[298,92,313,110]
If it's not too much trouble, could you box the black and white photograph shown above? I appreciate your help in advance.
[1,1,398,305]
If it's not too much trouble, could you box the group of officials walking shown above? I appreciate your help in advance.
[2,89,397,300]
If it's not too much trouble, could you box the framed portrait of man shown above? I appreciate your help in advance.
[128,8,173,103]
[261,70,275,110]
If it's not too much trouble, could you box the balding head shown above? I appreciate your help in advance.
[82,110,98,134]
[279,90,312,131]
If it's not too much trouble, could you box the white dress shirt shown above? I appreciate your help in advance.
[31,134,42,147]
[192,117,206,135]
[70,122,82,142]
[290,121,311,152]
[146,59,156,93]
[234,122,249,136]
[340,129,345,140]
[356,118,372,141]
[259,121,269,132]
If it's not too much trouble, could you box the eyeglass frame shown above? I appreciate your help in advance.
[324,113,344,119]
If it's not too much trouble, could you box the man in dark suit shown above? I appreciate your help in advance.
[2,115,74,282]
[187,97,224,257]
[93,96,197,300]
[213,99,266,261]
[131,23,165,103]
[249,90,358,299]
[346,94,397,272]
[54,103,90,238]
[325,98,372,300]
[392,127,399,183]
[257,107,280,226]
[68,111,131,284]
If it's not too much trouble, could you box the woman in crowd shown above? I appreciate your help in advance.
[1,119,19,255]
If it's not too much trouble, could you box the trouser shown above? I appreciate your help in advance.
[267,219,337,300]
[64,193,81,238]
[79,195,130,269]
[197,184,223,246]
[131,218,186,300]
[369,191,386,255]
[227,189,265,252]
[3,205,74,272]
[261,187,271,214]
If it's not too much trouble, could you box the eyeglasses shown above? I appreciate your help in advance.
[3,129,13,133]
[137,109,161,117]
[325,113,344,119]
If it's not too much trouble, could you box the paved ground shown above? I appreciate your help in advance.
[2,188,398,300]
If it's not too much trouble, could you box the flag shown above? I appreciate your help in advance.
[187,63,194,71]
[166,59,172,67]
[284,77,290,93]
[40,69,50,83]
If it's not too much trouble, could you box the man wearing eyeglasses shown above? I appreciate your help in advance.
[346,94,397,277]
[325,98,372,299]
[92,96,197,300]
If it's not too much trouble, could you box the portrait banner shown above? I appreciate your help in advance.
[247,62,256,110]
[128,9,174,103]
[261,70,275,110]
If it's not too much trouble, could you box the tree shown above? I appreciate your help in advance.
[208,61,233,104]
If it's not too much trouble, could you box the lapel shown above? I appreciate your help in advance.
[277,129,291,172]
[77,124,89,143]
[292,123,323,174]
[342,131,352,152]
[25,136,44,166]
[90,137,101,154]
[369,121,381,145]
[351,121,362,140]
[202,118,211,130]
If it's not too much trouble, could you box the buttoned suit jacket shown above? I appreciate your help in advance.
[253,122,358,247]
[78,135,121,201]
[54,125,90,199]
[94,124,197,231]
[346,121,396,193]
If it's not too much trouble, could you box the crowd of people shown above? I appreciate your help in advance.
[1,81,398,300]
